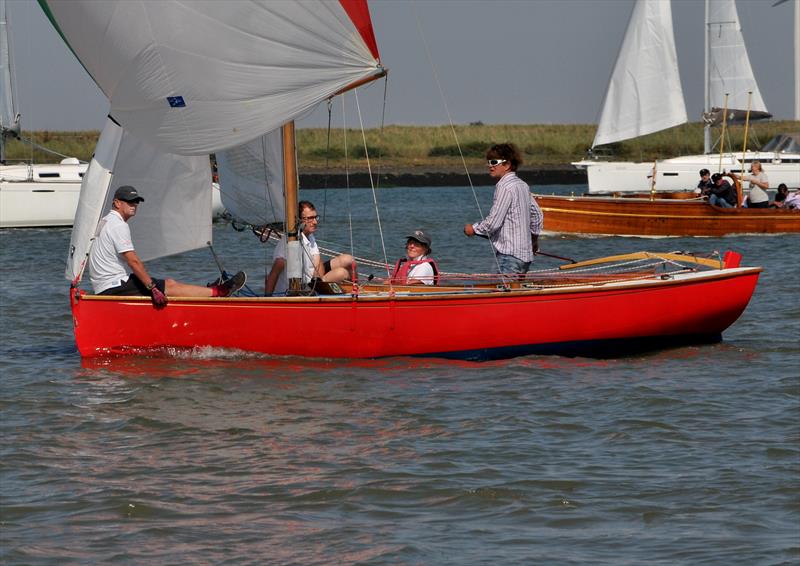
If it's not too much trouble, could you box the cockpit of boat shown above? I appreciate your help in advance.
[761,133,800,154]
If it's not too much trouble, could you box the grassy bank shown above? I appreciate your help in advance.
[4,121,796,170]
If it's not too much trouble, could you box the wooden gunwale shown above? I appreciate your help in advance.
[74,267,761,304]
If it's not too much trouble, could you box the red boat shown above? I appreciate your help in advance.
[52,2,761,361]
[70,252,760,360]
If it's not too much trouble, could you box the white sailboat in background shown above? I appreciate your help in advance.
[574,0,800,194]
[0,0,87,228]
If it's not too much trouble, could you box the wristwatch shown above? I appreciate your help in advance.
[146,281,156,291]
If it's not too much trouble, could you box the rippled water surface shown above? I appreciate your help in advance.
[1,185,798,564]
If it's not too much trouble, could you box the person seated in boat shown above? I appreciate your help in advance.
[264,200,353,296]
[737,161,770,208]
[696,168,714,196]
[707,173,738,208]
[464,143,543,275]
[88,185,246,306]
[390,229,439,286]
[783,188,800,210]
[771,183,789,208]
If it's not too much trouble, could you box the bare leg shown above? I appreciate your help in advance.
[323,254,353,282]
[165,279,214,297]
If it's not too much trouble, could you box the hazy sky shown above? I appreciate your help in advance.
[6,0,797,132]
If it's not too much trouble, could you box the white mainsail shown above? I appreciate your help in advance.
[592,0,687,148]
[706,0,768,112]
[54,0,383,279]
[0,0,19,157]
[41,0,382,155]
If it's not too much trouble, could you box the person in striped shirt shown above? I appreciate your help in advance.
[464,143,543,274]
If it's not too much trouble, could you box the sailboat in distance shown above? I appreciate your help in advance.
[48,0,762,360]
[573,0,800,194]
[0,0,88,228]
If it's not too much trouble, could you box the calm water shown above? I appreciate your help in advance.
[1,185,798,564]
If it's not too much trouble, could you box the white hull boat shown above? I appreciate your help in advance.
[575,135,800,193]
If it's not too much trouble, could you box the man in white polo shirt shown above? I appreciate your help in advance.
[88,185,246,306]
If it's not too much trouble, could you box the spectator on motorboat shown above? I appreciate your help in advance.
[88,186,246,306]
[464,143,543,274]
[707,173,738,208]
[390,229,439,286]
[771,183,789,208]
[265,200,353,296]
[696,168,714,196]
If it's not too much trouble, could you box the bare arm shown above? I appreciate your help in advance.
[265,257,286,295]
[121,250,155,289]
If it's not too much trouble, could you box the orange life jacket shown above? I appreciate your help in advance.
[390,257,440,285]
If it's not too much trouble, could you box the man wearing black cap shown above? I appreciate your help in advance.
[696,169,713,196]
[88,185,246,305]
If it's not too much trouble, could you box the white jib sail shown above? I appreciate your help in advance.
[592,0,687,148]
[65,118,213,282]
[707,0,768,112]
[216,128,286,227]
[42,0,382,156]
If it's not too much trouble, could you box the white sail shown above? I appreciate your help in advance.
[66,118,213,281]
[592,0,687,148]
[216,128,286,227]
[707,0,768,112]
[0,0,19,144]
[41,0,382,155]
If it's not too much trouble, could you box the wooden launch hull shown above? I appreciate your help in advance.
[535,194,800,236]
[70,267,761,361]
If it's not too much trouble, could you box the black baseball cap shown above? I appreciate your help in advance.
[114,185,144,203]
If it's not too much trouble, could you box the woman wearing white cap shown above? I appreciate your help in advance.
[390,229,439,286]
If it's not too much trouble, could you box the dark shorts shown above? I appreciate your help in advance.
[99,274,165,296]
[748,200,769,209]
[323,259,332,273]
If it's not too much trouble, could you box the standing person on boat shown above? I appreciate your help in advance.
[735,161,770,208]
[696,168,714,196]
[88,186,246,305]
[464,143,543,274]
[265,200,353,296]
[390,229,438,286]
[707,173,738,208]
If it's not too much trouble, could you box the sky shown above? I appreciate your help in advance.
[5,0,798,132]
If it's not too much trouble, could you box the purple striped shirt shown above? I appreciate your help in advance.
[473,172,541,262]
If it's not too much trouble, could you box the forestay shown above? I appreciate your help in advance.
[65,118,212,282]
[40,0,382,155]
[592,0,687,148]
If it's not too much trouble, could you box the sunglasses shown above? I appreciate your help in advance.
[487,159,507,167]
[301,215,319,222]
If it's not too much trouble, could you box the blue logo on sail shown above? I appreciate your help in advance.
[167,96,186,108]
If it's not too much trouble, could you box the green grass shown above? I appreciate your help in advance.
[4,121,797,169]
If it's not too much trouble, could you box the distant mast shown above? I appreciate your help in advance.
[0,0,20,163]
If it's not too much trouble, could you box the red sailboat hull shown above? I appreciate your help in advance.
[70,267,761,360]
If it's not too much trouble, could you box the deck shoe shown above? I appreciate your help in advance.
[218,271,246,297]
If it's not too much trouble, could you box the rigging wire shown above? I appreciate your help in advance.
[354,89,390,279]
[411,0,503,276]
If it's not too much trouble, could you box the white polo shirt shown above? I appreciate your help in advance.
[88,210,134,293]
[271,232,319,295]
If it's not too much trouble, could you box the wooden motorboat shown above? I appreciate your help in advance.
[535,193,800,236]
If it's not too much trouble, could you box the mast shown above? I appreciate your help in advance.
[704,0,711,154]
[282,120,303,294]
